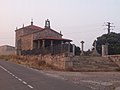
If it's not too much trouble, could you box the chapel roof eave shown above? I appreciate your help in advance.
[15,25,43,31]
[33,37,72,42]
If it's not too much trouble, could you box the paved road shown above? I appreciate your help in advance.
[0,59,91,90]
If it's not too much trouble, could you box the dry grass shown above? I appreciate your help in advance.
[0,55,60,70]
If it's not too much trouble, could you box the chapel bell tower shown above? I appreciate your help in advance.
[45,19,50,28]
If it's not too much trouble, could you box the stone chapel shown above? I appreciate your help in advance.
[15,19,72,55]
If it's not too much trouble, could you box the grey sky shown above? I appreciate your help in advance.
[0,0,120,50]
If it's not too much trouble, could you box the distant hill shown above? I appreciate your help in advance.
[0,45,16,55]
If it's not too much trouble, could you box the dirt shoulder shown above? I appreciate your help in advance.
[43,71,120,90]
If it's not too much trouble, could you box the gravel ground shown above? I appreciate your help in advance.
[43,71,120,90]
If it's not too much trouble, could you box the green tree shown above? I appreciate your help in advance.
[96,32,120,55]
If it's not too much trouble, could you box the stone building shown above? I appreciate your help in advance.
[0,45,16,55]
[15,19,72,55]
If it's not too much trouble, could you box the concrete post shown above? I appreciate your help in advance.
[102,44,108,57]
[102,45,105,56]
[72,44,75,56]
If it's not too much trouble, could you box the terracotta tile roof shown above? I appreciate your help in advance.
[16,24,62,36]
[24,25,43,30]
[49,28,63,36]
[32,28,63,36]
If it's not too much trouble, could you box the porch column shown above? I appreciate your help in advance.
[68,42,70,53]
[38,40,40,49]
[42,40,45,48]
[51,40,53,46]
[50,40,53,53]
[61,41,63,53]
[61,41,64,44]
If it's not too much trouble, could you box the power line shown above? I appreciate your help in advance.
[104,22,115,34]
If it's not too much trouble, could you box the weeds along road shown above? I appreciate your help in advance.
[0,59,91,90]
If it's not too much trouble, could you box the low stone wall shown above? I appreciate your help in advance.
[40,54,65,69]
[70,56,119,71]
[42,55,120,71]
[14,54,120,71]
[17,53,73,70]
[41,54,73,69]
[107,55,120,67]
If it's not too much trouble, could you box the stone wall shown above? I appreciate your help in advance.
[42,55,120,71]
[107,55,120,67]
[21,34,33,50]
[16,53,72,70]
[40,54,69,69]
[15,27,39,51]
[16,54,120,71]
[70,56,119,71]
[0,45,16,55]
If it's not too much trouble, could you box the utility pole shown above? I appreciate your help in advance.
[105,22,114,34]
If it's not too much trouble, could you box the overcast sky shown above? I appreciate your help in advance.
[0,0,120,50]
